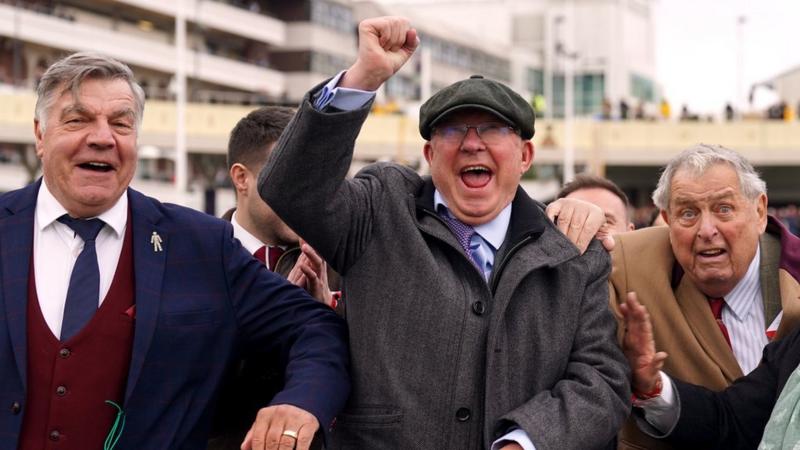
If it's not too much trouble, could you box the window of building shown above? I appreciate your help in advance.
[310,0,354,34]
[630,73,654,102]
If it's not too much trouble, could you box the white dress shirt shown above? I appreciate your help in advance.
[722,246,768,375]
[33,182,128,337]
[231,210,264,255]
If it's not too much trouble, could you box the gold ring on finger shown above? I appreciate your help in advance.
[282,429,299,440]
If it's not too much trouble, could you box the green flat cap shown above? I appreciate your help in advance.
[419,75,535,140]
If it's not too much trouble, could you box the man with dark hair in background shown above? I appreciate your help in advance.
[209,106,342,449]
[557,173,634,236]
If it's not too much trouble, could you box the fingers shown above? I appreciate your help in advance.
[554,202,574,237]
[600,233,616,251]
[286,259,306,288]
[564,209,589,253]
[553,200,589,251]
[241,428,253,450]
[242,405,319,450]
[299,243,324,270]
[344,16,417,90]
[547,198,609,254]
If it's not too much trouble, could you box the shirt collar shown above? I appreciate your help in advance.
[36,180,127,238]
[724,244,762,321]
[231,210,265,255]
[433,190,510,250]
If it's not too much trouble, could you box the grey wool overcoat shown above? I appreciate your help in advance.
[259,85,631,450]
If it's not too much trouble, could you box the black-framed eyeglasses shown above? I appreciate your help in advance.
[432,122,519,145]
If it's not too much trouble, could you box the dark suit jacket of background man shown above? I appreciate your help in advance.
[641,325,800,450]
[209,207,343,449]
[0,180,350,449]
[257,83,631,450]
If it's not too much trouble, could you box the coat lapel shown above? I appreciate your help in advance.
[124,189,166,403]
[0,181,40,390]
[674,276,743,380]
[759,232,782,327]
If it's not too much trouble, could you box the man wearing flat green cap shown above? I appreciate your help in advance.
[259,16,630,450]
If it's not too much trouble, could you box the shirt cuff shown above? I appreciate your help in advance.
[491,428,536,450]
[313,70,376,111]
[634,371,679,433]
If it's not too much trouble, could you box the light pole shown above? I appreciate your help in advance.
[736,15,747,113]
[554,14,578,184]
[174,0,188,194]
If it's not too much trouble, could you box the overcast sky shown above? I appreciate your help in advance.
[656,0,800,115]
[375,0,800,116]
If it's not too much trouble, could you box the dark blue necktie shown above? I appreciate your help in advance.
[57,215,105,341]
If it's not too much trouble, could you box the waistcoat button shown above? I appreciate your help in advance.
[49,430,60,441]
[455,407,471,422]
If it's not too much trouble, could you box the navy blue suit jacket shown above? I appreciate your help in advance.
[0,181,350,449]
[665,325,800,449]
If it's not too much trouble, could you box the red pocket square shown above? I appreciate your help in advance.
[124,305,136,319]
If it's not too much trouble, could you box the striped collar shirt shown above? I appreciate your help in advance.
[721,245,767,375]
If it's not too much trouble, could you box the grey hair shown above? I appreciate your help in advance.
[35,52,145,132]
[651,143,767,210]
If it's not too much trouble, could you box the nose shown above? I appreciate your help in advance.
[696,212,719,240]
[460,126,485,153]
[86,121,115,150]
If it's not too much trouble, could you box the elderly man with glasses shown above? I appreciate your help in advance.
[259,16,630,450]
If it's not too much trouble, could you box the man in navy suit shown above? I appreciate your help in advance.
[0,52,349,450]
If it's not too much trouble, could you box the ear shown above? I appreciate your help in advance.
[229,163,251,196]
[519,140,534,173]
[423,141,433,166]
[628,222,636,231]
[756,193,768,233]
[34,119,45,158]
[660,209,670,225]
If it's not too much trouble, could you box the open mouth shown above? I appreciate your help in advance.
[460,165,492,188]
[78,162,114,173]
[697,248,726,259]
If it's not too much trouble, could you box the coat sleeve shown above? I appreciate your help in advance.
[257,84,381,276]
[497,245,632,449]
[222,223,351,434]
[664,326,800,449]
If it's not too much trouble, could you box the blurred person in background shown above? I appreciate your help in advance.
[557,173,635,239]
[209,105,342,450]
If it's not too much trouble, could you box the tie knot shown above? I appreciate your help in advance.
[58,215,105,242]
[708,297,726,319]
[437,206,475,253]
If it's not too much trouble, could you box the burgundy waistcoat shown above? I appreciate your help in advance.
[19,220,135,450]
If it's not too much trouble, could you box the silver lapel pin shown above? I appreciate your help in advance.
[150,231,163,252]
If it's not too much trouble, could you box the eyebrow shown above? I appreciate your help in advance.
[671,190,737,207]
[60,103,136,122]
